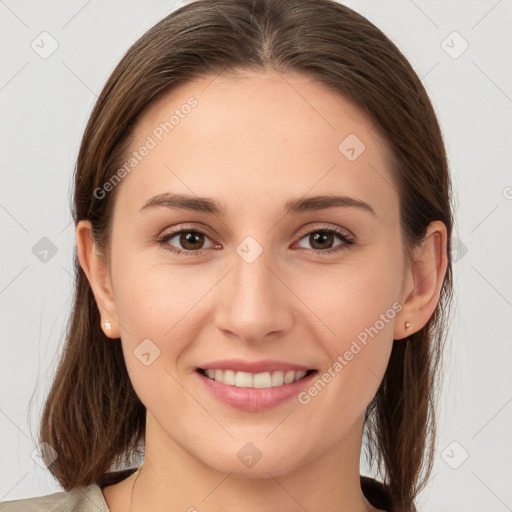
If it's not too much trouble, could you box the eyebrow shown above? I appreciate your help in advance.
[139,193,376,217]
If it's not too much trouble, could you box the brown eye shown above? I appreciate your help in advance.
[296,227,353,253]
[179,231,206,250]
[309,231,335,250]
[157,229,217,254]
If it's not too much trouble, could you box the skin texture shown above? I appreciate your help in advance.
[77,70,448,512]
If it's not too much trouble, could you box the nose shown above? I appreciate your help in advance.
[214,244,293,344]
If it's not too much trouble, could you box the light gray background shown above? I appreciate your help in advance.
[1,1,511,511]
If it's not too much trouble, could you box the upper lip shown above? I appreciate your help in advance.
[197,359,314,374]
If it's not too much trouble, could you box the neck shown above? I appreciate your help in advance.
[128,413,377,512]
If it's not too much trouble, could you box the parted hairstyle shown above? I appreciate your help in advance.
[39,1,453,511]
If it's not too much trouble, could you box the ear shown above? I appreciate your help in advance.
[76,220,121,339]
[394,220,449,340]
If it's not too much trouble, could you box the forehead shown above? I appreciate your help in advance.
[115,70,397,219]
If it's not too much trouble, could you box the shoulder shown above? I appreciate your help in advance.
[0,468,137,512]
[0,483,109,512]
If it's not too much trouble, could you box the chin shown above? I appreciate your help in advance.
[190,438,311,479]
[206,456,302,479]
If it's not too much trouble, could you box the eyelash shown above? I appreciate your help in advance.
[155,225,354,256]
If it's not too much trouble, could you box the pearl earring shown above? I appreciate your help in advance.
[104,320,112,331]
[404,321,411,329]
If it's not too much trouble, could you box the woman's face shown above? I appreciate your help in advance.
[103,70,409,476]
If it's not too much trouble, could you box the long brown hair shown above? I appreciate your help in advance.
[39,1,453,510]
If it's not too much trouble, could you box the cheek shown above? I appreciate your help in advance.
[293,253,402,414]
[294,249,403,341]
[110,261,203,413]
[109,249,229,403]
[111,245,203,338]
[109,248,206,390]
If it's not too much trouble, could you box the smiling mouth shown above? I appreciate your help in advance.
[197,368,317,388]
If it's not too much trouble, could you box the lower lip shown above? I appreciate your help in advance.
[195,370,317,412]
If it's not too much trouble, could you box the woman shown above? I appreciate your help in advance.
[0,0,452,511]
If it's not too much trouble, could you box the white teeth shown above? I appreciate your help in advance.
[283,370,295,384]
[203,369,310,388]
[294,370,307,381]
[223,369,236,385]
[235,371,253,388]
[253,372,272,388]
[271,371,284,386]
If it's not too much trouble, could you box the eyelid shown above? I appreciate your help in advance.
[295,223,353,241]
